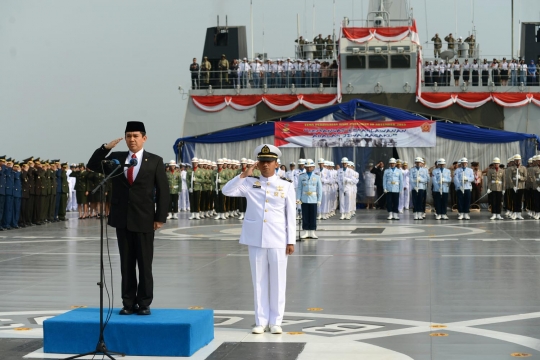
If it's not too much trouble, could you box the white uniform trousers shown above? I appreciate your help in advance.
[179,189,190,210]
[339,189,346,213]
[398,189,409,212]
[248,246,288,327]
[68,190,78,211]
[345,185,356,213]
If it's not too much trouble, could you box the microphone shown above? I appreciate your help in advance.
[102,158,138,167]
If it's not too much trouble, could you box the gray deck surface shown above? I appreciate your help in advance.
[1,209,539,359]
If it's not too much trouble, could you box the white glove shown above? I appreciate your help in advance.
[513,187,518,192]
[384,189,388,193]
[173,185,178,189]
[296,200,302,205]
[189,188,193,193]
[537,187,540,192]
[487,189,491,194]
[463,176,468,181]
[461,188,465,193]
[217,178,221,183]
[516,173,520,180]
[317,202,321,206]
[414,187,418,192]
[502,190,505,195]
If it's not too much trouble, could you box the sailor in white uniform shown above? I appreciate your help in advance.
[67,164,77,211]
[398,161,410,213]
[222,144,296,335]
[338,157,350,219]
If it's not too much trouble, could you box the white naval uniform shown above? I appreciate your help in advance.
[344,169,359,213]
[399,169,410,212]
[179,169,190,211]
[222,174,296,327]
[364,171,375,197]
[66,169,77,211]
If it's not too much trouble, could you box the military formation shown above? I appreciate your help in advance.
[375,154,540,221]
[0,156,70,230]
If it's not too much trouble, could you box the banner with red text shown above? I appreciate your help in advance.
[275,121,436,147]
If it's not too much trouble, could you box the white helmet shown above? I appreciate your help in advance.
[492,157,501,164]
[211,161,217,166]
[169,160,176,165]
[414,157,424,163]
[191,157,199,163]
[240,158,247,163]
[514,154,522,160]
[341,157,349,163]
[305,159,315,167]
[389,158,396,164]
[318,158,325,163]
[528,158,533,163]
[460,157,468,163]
[437,158,446,165]
[298,158,306,165]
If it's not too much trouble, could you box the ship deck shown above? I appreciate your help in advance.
[1,210,540,360]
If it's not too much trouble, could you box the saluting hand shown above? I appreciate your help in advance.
[104,138,123,150]
[240,161,258,178]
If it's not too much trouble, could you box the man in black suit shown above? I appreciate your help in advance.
[87,121,169,316]
[370,161,385,209]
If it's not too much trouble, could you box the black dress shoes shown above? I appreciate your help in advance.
[119,304,139,315]
[137,306,151,315]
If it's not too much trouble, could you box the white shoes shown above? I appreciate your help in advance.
[490,214,497,220]
[496,214,504,220]
[300,231,309,239]
[252,325,265,334]
[442,214,449,220]
[195,213,201,220]
[458,214,463,220]
[516,213,524,220]
[413,212,419,220]
[199,212,205,219]
[238,213,245,220]
[511,212,517,220]
[436,214,441,220]
[340,214,345,220]
[188,214,195,220]
[393,212,400,220]
[270,325,282,334]
[387,213,393,220]
[214,213,222,220]
[167,213,172,220]
[464,214,470,220]
[310,230,318,239]
[345,212,351,220]
[399,210,403,214]
[172,213,178,219]
[317,214,322,220]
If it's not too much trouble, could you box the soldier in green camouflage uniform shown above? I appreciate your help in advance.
[212,159,230,220]
[166,160,182,219]
[186,158,204,220]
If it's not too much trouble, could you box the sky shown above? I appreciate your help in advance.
[1,0,539,162]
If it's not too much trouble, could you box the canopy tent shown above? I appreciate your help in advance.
[174,99,539,202]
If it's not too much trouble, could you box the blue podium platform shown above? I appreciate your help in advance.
[43,308,214,357]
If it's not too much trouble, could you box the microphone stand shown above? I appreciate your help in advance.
[64,162,124,360]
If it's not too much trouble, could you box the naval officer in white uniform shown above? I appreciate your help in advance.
[222,144,296,335]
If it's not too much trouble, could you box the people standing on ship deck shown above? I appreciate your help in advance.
[471,59,479,86]
[431,33,442,58]
[499,58,509,86]
[481,59,489,86]
[453,59,461,86]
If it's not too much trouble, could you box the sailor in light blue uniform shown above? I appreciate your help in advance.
[297,159,323,239]
[453,157,474,220]
[382,158,403,220]
[409,157,429,220]
[432,158,452,220]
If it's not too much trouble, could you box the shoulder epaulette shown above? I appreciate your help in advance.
[248,175,260,179]
[280,177,292,183]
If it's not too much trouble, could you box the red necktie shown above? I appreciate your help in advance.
[127,154,136,185]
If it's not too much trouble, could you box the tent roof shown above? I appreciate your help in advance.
[174,99,540,152]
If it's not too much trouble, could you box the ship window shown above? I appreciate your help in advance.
[346,55,366,69]
[391,55,411,68]
[368,55,388,69]
[215,32,228,46]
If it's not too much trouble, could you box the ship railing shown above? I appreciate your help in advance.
[294,43,338,60]
[421,68,540,89]
[423,41,479,59]
[190,69,338,90]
